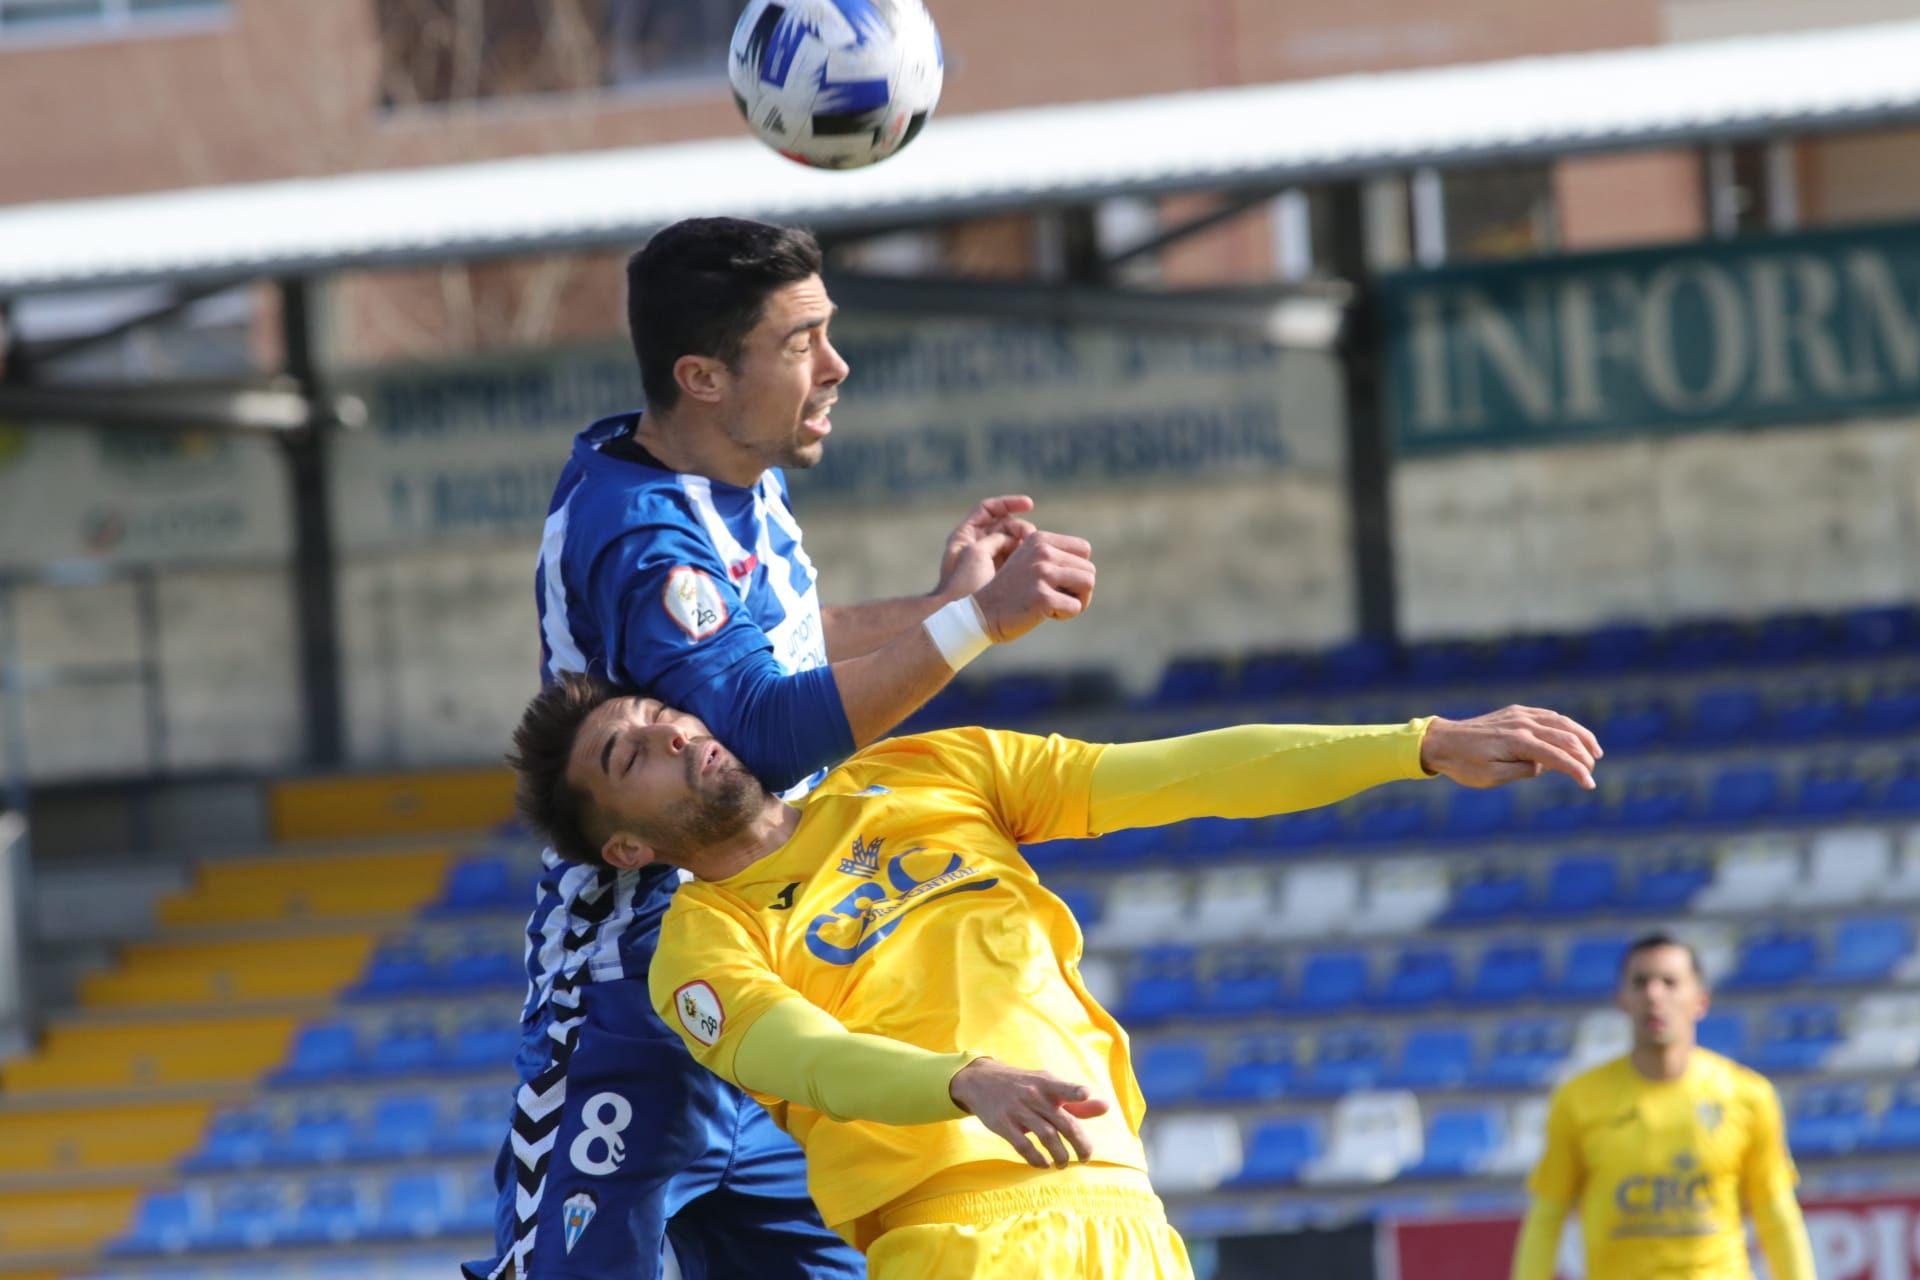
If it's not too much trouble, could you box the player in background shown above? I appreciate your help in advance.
[1512,934,1816,1280]
[468,217,1095,1280]
[506,680,1602,1278]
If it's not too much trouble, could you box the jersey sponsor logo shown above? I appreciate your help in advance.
[1613,1152,1714,1223]
[663,566,727,640]
[568,1092,633,1176]
[561,1191,597,1254]
[805,845,999,965]
[838,834,884,878]
[674,979,725,1046]
[1696,1101,1723,1132]
[728,553,759,580]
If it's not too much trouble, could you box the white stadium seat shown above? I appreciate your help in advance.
[1087,872,1189,948]
[1827,995,1920,1073]
[1486,1097,1550,1177]
[1563,1010,1630,1077]
[1270,864,1360,940]
[1692,836,1802,913]
[1799,828,1893,908]
[1076,955,1121,1009]
[1303,1090,1424,1185]
[1191,866,1279,942]
[1145,1114,1244,1194]
[1888,829,1920,901]
[1350,859,1449,936]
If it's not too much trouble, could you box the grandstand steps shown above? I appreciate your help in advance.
[0,1016,298,1097]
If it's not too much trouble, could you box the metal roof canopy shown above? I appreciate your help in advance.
[7,19,1920,295]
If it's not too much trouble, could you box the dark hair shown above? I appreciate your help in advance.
[1620,931,1704,982]
[626,218,824,412]
[507,672,625,869]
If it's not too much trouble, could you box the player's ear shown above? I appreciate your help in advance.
[673,354,728,405]
[602,832,657,871]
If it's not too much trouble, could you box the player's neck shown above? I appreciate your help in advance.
[635,408,761,489]
[687,800,802,882]
[1629,1040,1694,1082]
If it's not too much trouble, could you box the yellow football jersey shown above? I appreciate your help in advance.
[647,728,1147,1233]
[1530,1049,1797,1280]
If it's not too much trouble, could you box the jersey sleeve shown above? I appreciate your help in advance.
[648,890,806,1087]
[912,728,1106,845]
[1741,1076,1800,1205]
[1527,1085,1582,1204]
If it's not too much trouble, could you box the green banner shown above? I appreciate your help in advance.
[1384,219,1920,453]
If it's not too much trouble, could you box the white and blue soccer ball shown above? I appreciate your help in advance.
[728,0,944,170]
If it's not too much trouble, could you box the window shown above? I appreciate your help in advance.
[1440,164,1559,261]
[0,0,226,39]
[376,0,735,108]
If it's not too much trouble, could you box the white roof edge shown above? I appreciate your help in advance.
[7,19,1920,294]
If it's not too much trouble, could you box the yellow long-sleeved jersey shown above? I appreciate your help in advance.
[648,721,1431,1235]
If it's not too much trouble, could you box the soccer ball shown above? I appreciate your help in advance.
[728,0,944,170]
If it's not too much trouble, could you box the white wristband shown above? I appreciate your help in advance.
[924,596,993,671]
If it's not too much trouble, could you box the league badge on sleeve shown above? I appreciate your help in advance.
[674,980,725,1046]
[561,1191,597,1254]
[664,566,728,640]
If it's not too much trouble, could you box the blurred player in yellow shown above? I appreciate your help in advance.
[1512,933,1815,1280]
[507,674,1600,1278]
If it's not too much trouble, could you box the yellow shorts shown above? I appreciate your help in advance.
[863,1168,1193,1279]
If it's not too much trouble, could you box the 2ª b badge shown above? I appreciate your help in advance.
[664,567,728,640]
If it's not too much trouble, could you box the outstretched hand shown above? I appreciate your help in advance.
[1420,705,1604,791]
[948,1057,1111,1169]
[935,495,1038,600]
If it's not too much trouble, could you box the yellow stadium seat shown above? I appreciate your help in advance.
[156,848,453,928]
[0,1185,140,1254]
[0,1017,296,1095]
[0,1102,212,1177]
[269,768,513,842]
[80,934,376,1008]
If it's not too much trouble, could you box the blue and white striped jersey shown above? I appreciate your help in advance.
[525,411,848,1002]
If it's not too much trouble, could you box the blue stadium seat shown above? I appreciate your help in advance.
[1135,1040,1212,1106]
[440,936,523,993]
[428,855,529,915]
[347,1093,440,1163]
[182,1107,275,1173]
[1463,943,1546,1004]
[1866,1081,1920,1152]
[109,1189,199,1256]
[434,1087,509,1159]
[1704,766,1780,825]
[977,672,1060,723]
[1372,947,1459,1010]
[1751,613,1831,665]
[1322,638,1397,689]
[1579,623,1656,673]
[1296,1028,1387,1096]
[1611,779,1693,829]
[1749,1003,1843,1074]
[1439,789,1514,841]
[1686,686,1765,744]
[1530,790,1602,835]
[1405,642,1486,686]
[1051,883,1102,926]
[1354,797,1430,843]
[1537,856,1618,917]
[196,1182,284,1251]
[1789,1085,1871,1158]
[1794,765,1870,817]
[359,1023,441,1079]
[451,1166,501,1234]
[281,1177,365,1248]
[1495,634,1570,678]
[1773,688,1850,743]
[1621,856,1711,912]
[272,1021,359,1086]
[1595,699,1672,751]
[266,1101,354,1168]
[1386,1028,1475,1090]
[1199,955,1286,1019]
[1474,1017,1570,1089]
[1660,620,1742,670]
[371,1172,452,1242]
[1058,667,1122,711]
[437,1014,518,1073]
[1723,930,1818,989]
[1204,1035,1294,1104]
[1406,1108,1503,1179]
[1841,604,1919,656]
[1696,1012,1747,1062]
[1877,761,1920,815]
[1552,934,1630,1001]
[1119,947,1201,1026]
[1858,684,1920,736]
[1440,869,1531,925]
[1147,657,1232,708]
[349,943,435,1000]
[1224,1118,1322,1187]
[1267,808,1341,851]
[1290,951,1370,1015]
[1238,653,1311,700]
[1092,827,1166,865]
[1815,915,1913,985]
[1179,817,1259,860]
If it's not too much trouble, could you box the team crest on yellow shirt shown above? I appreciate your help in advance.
[838,834,883,879]
[1696,1102,1723,1132]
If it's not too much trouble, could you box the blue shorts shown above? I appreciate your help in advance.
[464,978,863,1279]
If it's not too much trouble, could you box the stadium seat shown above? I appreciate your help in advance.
[371,1171,450,1242]
[1876,762,1920,816]
[1438,789,1514,841]
[1119,946,1201,1025]
[1289,950,1370,1015]
[1686,686,1765,744]
[1205,1034,1295,1104]
[1267,807,1343,851]
[1190,866,1277,941]
[197,1181,284,1251]
[1485,1098,1550,1177]
[1494,634,1570,679]
[1296,1028,1389,1098]
[1351,860,1449,936]
[1089,872,1187,947]
[1135,1039,1211,1107]
[434,1087,510,1159]
[360,1023,441,1079]
[1620,855,1711,912]
[1611,778,1694,829]
[1077,955,1120,1008]
[1477,1018,1572,1089]
[1751,613,1831,664]
[1826,994,1920,1074]
[1887,830,1920,900]
[1723,930,1818,990]
[1529,788,1602,836]
[1801,829,1893,906]
[1578,623,1656,673]
[1552,934,1630,1001]
[1237,652,1312,700]
[1537,856,1618,917]
[1322,638,1397,689]
[1703,765,1781,824]
[1051,883,1102,927]
[1094,827,1168,866]
[1372,947,1458,1010]
[441,936,523,993]
[1593,698,1671,751]
[110,1188,200,1256]
[266,1101,354,1168]
[282,1177,365,1247]
[348,1093,440,1163]
[975,672,1060,722]
[1815,915,1913,986]
[1463,942,1546,1004]
[1697,1011,1747,1062]
[1405,1108,1503,1179]
[1303,1090,1423,1185]
[1857,683,1920,736]
[182,1107,275,1173]
[349,943,435,1000]
[1750,1003,1843,1074]
[428,855,530,915]
[1146,657,1232,708]
[1386,1027,1475,1090]
[1146,1115,1244,1194]
[1440,868,1530,925]
[1178,816,1260,861]
[1353,796,1430,844]
[272,1021,360,1087]
[1563,1010,1630,1077]
[1198,953,1286,1019]
[1224,1117,1322,1188]
[1788,1085,1871,1158]
[442,1016,520,1073]
[1841,604,1919,656]
[1866,1081,1920,1152]
[1694,838,1800,913]
[1773,688,1851,743]
[1661,620,1742,670]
